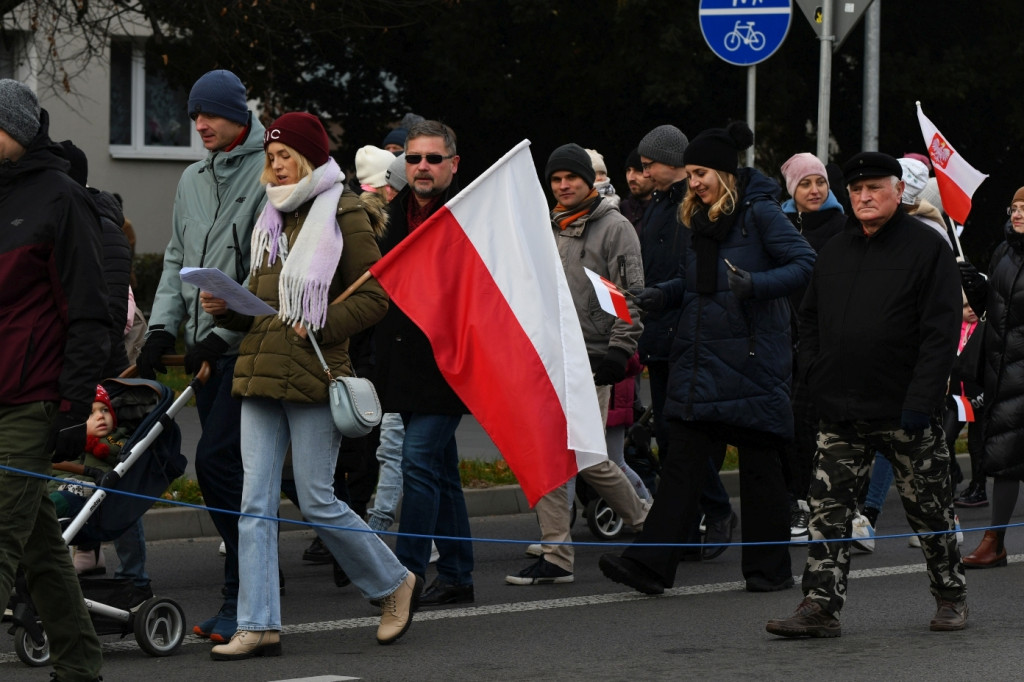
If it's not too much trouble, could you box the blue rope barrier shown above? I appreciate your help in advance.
[2,463,1007,550]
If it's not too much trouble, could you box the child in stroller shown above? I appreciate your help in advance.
[48,385,130,577]
[9,375,196,667]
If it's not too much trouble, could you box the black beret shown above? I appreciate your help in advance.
[842,151,903,184]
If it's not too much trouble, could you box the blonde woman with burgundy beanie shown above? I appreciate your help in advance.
[202,112,420,659]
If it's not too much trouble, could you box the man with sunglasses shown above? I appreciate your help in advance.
[374,120,475,607]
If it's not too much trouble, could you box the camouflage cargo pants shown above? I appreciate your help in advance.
[801,420,966,617]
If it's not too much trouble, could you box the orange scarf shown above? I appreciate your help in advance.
[553,188,600,230]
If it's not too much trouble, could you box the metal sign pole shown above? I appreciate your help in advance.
[815,0,834,162]
[747,66,756,168]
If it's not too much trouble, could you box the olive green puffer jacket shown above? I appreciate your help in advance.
[220,190,388,403]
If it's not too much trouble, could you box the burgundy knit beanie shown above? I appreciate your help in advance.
[263,112,330,167]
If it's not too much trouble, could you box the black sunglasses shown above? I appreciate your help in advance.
[405,154,454,165]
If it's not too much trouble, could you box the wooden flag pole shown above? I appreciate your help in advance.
[330,270,375,305]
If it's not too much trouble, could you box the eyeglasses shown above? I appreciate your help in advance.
[641,161,654,171]
[1007,205,1024,216]
[405,154,454,165]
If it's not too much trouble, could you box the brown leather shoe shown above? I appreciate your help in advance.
[766,597,841,638]
[930,597,968,631]
[210,630,281,660]
[963,530,1007,568]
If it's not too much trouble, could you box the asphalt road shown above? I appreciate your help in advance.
[3,487,1022,681]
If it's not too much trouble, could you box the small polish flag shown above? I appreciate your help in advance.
[583,267,633,324]
[952,394,975,423]
[916,102,988,226]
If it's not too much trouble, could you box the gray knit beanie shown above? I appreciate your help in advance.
[0,79,40,148]
[188,70,248,124]
[545,143,596,188]
[638,124,689,167]
[385,152,408,191]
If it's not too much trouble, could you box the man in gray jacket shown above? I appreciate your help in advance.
[136,69,266,642]
[505,143,650,585]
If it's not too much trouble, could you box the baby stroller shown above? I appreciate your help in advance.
[573,406,659,540]
[8,368,205,667]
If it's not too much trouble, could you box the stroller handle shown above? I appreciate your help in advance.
[122,356,212,385]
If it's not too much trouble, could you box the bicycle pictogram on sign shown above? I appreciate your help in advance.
[724,21,766,51]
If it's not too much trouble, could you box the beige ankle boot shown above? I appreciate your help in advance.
[210,630,281,660]
[377,572,422,645]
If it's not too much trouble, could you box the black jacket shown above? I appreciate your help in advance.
[980,227,1024,478]
[91,188,131,377]
[0,109,110,411]
[375,185,468,415]
[798,209,960,423]
[637,179,688,363]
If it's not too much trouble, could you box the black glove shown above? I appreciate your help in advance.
[136,330,176,379]
[184,333,230,375]
[636,287,666,312]
[727,266,754,300]
[593,347,632,386]
[47,406,90,462]
[958,260,988,314]
[900,409,930,434]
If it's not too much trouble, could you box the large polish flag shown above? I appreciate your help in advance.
[917,102,988,225]
[368,140,607,506]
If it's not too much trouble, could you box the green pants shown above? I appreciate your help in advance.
[0,402,102,681]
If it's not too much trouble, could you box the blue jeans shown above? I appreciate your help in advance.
[396,413,473,585]
[194,355,243,602]
[237,398,407,631]
[864,452,894,512]
[367,412,405,532]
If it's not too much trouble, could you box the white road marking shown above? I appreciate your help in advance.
[2,553,1004,666]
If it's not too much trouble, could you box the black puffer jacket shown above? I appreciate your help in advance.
[91,188,131,377]
[981,226,1024,479]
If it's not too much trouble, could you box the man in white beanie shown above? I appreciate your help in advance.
[0,78,105,681]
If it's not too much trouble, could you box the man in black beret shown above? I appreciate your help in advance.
[766,151,968,637]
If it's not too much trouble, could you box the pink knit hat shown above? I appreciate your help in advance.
[780,152,828,198]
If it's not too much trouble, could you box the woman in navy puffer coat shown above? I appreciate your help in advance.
[600,122,815,595]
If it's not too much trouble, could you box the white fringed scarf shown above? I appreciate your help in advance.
[251,157,345,332]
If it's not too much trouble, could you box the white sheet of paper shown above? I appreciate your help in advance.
[179,267,277,317]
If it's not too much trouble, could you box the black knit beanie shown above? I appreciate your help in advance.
[624,147,642,172]
[545,143,595,188]
[682,121,754,175]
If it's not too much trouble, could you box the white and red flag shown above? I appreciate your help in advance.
[368,140,607,506]
[916,102,988,226]
[583,267,633,324]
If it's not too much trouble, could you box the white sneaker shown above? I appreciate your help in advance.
[955,515,964,545]
[908,534,921,548]
[218,540,226,556]
[851,513,875,553]
[790,499,810,544]
[429,541,440,564]
[525,543,543,557]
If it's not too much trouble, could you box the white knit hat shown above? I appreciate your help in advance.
[898,157,930,206]
[355,145,396,189]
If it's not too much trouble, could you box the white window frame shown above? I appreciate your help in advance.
[108,40,204,161]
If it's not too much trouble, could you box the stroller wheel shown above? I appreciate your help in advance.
[132,597,186,657]
[13,625,49,667]
[585,498,624,540]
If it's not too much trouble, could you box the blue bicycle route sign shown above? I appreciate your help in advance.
[698,0,792,67]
